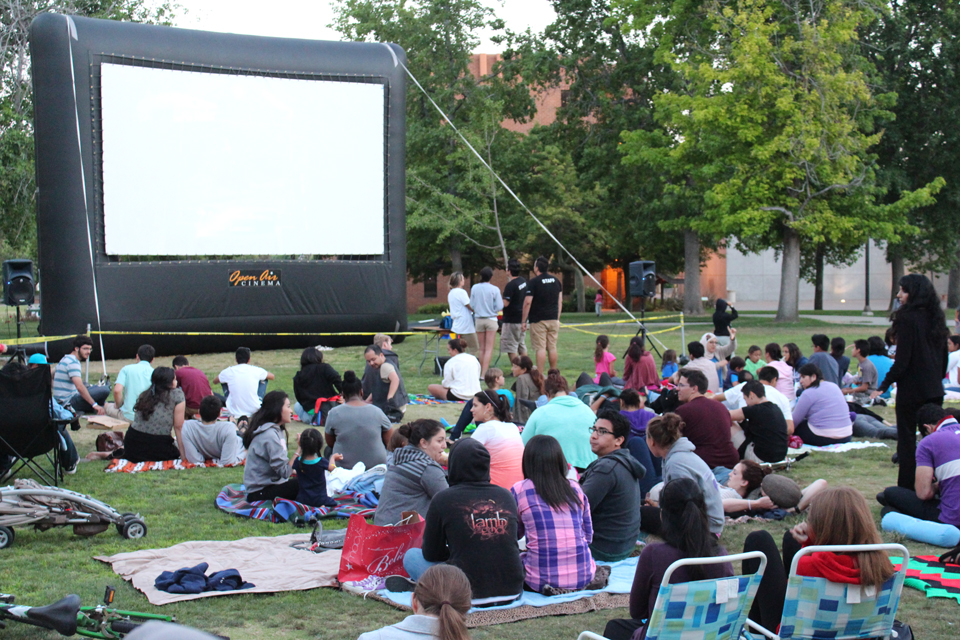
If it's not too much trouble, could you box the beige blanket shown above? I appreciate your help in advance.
[95,534,340,605]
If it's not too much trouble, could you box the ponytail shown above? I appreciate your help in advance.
[413,565,471,640]
[659,478,718,581]
[594,335,609,364]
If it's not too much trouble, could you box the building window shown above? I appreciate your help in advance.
[423,275,438,298]
[560,89,570,108]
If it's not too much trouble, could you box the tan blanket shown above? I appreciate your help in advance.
[95,534,340,605]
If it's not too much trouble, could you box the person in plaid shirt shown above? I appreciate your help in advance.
[511,435,597,593]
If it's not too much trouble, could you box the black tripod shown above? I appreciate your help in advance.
[4,306,26,365]
[632,297,662,359]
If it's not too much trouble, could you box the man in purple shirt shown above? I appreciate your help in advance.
[173,356,214,419]
[877,404,960,527]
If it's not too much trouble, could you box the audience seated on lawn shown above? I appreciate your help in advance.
[449,367,515,440]
[792,363,853,446]
[867,335,894,399]
[602,478,734,640]
[358,564,472,640]
[467,389,523,489]
[510,355,545,424]
[52,334,110,415]
[742,486,895,632]
[172,355,214,420]
[242,391,296,502]
[843,339,898,439]
[180,395,244,466]
[292,346,342,425]
[877,403,960,528]
[622,336,659,391]
[324,370,393,470]
[743,345,765,379]
[945,335,960,392]
[105,344,155,423]
[675,340,724,395]
[579,410,645,562]
[728,380,789,464]
[619,389,654,438]
[121,367,186,463]
[521,370,597,471]
[763,343,796,402]
[375,420,449,526]
[642,413,724,537]
[700,329,739,393]
[362,334,409,423]
[214,347,275,419]
[673,368,739,480]
[291,428,341,509]
[831,336,851,376]
[510,435,597,594]
[399,438,524,608]
[427,338,481,403]
[713,365,794,433]
[809,334,841,386]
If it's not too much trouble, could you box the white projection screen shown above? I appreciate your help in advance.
[100,64,386,256]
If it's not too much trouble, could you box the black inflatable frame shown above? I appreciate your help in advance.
[30,14,406,358]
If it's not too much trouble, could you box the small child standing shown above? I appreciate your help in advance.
[593,334,618,383]
[661,349,679,380]
[291,428,342,508]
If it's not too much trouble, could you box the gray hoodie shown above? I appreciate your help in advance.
[242,422,291,495]
[663,437,725,535]
[579,447,645,560]
[374,445,448,525]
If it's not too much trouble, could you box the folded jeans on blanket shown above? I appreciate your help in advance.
[155,562,254,594]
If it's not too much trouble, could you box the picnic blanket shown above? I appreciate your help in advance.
[95,534,340,605]
[216,484,377,522]
[407,393,464,405]
[105,457,244,473]
[792,441,888,454]
[367,557,636,627]
[892,555,960,605]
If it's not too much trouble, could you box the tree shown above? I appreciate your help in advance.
[0,1,177,263]
[617,0,942,321]
[863,0,960,307]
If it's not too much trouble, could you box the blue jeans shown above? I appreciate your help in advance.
[68,385,110,413]
[402,548,438,581]
[293,402,313,423]
[853,414,898,439]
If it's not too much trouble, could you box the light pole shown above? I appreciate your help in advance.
[863,239,873,316]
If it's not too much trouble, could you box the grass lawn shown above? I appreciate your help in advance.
[2,312,957,638]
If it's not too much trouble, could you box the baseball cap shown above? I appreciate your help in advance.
[28,353,49,365]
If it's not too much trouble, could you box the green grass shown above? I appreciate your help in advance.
[2,313,957,639]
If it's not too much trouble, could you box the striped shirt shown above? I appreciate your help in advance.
[510,478,595,592]
[917,420,960,527]
[53,354,82,403]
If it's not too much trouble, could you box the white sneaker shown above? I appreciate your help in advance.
[341,574,385,595]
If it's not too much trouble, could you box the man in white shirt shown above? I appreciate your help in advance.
[214,347,275,418]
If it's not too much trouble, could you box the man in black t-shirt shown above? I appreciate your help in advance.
[728,380,788,463]
[500,258,528,365]
[521,256,564,372]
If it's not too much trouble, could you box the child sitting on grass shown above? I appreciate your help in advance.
[291,428,342,508]
[661,349,678,380]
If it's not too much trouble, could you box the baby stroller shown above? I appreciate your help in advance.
[0,479,146,549]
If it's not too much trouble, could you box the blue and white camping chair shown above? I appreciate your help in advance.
[578,550,766,640]
[743,543,908,640]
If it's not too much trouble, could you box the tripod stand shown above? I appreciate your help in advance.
[4,306,26,365]
[633,297,662,359]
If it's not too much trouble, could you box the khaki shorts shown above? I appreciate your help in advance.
[458,332,479,353]
[500,322,527,355]
[475,317,499,333]
[530,319,560,353]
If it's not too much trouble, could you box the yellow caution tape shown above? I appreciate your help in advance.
[91,330,419,337]
[0,334,75,346]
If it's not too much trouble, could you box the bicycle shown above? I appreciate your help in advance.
[0,586,174,638]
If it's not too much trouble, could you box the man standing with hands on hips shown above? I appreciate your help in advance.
[522,256,563,372]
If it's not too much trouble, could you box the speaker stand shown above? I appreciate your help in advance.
[633,297,662,359]
[5,306,26,365]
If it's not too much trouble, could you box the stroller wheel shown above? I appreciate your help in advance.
[0,526,14,549]
[121,518,147,540]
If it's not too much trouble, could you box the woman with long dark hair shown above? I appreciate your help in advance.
[469,389,523,489]
[242,390,297,502]
[122,367,186,463]
[510,435,597,593]
[511,355,544,423]
[324,370,393,470]
[375,419,449,526]
[292,346,342,424]
[603,478,733,640]
[872,274,949,488]
[622,336,660,391]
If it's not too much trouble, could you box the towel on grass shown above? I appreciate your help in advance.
[892,555,960,605]
[105,457,244,473]
[792,441,888,454]
[216,483,376,522]
[96,534,339,605]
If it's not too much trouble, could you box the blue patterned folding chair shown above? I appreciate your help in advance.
[578,551,766,640]
[744,543,908,640]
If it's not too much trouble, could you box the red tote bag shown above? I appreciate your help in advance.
[337,512,425,582]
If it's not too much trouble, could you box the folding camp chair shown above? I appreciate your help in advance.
[0,364,73,486]
[743,543,908,640]
[577,550,767,640]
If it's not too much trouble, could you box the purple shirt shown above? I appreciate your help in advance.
[791,382,852,439]
[510,478,595,592]
[621,408,655,438]
[916,420,960,527]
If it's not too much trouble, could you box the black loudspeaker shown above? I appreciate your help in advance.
[2,259,34,306]
[629,260,656,298]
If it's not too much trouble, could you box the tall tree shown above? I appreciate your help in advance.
[617,0,941,321]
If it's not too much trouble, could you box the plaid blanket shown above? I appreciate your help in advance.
[892,555,960,605]
[216,483,377,522]
[105,458,244,473]
[407,393,464,405]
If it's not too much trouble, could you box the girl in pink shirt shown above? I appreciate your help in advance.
[593,335,618,383]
